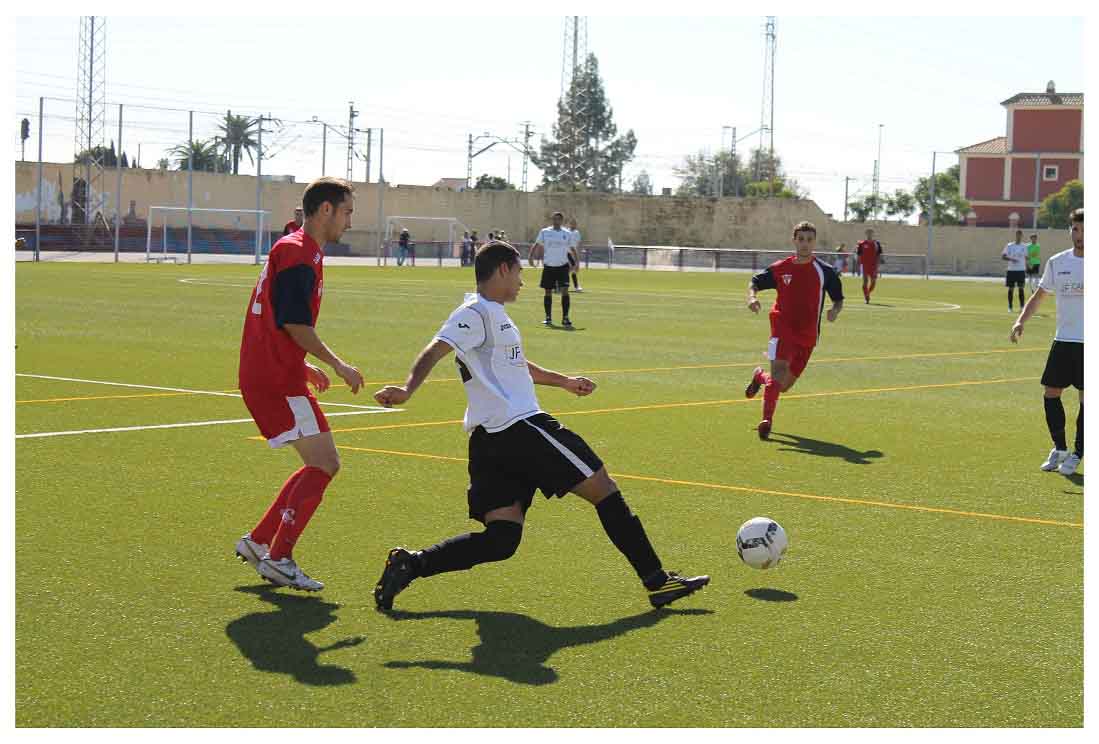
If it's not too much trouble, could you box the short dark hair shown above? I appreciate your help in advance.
[1072,208,1083,224]
[552,211,563,218]
[792,220,817,239]
[475,241,521,282]
[302,177,353,217]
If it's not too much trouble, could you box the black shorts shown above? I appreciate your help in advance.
[540,264,571,290]
[1040,341,1084,391]
[1006,271,1026,287]
[466,413,604,523]
[1026,264,1041,276]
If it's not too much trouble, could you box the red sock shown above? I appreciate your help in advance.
[759,371,773,386]
[762,379,781,421]
[251,467,308,546]
[268,466,332,560]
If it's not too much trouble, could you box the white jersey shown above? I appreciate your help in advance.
[434,293,543,433]
[569,229,582,250]
[536,226,573,266]
[1038,248,1084,343]
[1002,242,1028,272]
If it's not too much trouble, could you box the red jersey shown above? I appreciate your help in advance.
[856,239,882,270]
[751,255,844,348]
[239,230,324,391]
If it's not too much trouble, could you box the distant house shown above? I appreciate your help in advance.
[956,81,1083,227]
[433,177,468,192]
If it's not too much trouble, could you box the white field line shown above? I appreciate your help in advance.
[16,409,396,440]
[15,373,388,411]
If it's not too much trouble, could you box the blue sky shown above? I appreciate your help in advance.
[14,15,1085,224]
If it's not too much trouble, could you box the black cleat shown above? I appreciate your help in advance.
[562,318,573,328]
[374,547,417,610]
[757,419,772,440]
[745,366,764,399]
[543,317,552,326]
[648,571,710,608]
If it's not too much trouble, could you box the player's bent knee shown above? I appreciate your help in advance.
[483,520,523,561]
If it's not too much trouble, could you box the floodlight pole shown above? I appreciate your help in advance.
[187,110,194,264]
[926,152,936,280]
[35,96,43,263]
[255,114,264,265]
[114,103,122,263]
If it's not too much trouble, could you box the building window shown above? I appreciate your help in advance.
[1043,165,1059,182]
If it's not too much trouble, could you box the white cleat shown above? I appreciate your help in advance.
[235,534,268,570]
[1040,448,1069,472]
[574,287,584,292]
[257,556,324,592]
[1058,452,1082,475]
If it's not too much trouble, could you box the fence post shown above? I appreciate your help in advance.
[255,114,263,265]
[642,246,647,269]
[114,104,123,262]
[677,248,685,271]
[187,110,194,264]
[35,97,43,263]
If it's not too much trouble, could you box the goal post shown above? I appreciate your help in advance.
[146,206,272,264]
[381,216,471,267]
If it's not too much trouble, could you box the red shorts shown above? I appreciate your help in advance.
[860,264,879,278]
[767,336,814,378]
[240,385,330,448]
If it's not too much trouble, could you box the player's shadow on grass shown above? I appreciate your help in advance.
[381,607,711,685]
[769,431,884,465]
[744,588,799,602]
[1063,472,1083,491]
[226,585,364,687]
[542,323,586,332]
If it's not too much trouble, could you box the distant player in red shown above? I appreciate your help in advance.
[236,177,365,592]
[744,221,844,439]
[282,207,304,236]
[855,228,883,303]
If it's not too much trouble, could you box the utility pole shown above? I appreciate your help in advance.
[365,129,372,184]
[521,121,533,191]
[843,176,851,221]
[872,123,884,219]
[346,101,358,182]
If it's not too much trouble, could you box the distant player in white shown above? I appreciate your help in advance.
[1001,229,1029,311]
[1011,208,1084,475]
[567,216,584,292]
[370,241,709,610]
[529,210,576,327]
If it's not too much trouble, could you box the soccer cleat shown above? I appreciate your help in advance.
[574,287,584,292]
[757,419,772,440]
[1059,452,1082,475]
[374,547,418,610]
[235,534,268,570]
[257,556,324,592]
[1040,448,1069,472]
[648,572,710,608]
[745,367,765,399]
[562,318,573,328]
[543,317,552,326]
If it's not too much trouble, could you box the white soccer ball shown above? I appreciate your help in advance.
[736,517,788,570]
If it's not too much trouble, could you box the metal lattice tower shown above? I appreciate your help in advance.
[757,16,776,192]
[74,16,107,224]
[559,16,589,188]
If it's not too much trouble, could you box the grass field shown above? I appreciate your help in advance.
[15,262,1083,727]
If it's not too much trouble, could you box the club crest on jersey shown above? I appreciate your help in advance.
[782,274,793,285]
[313,252,321,264]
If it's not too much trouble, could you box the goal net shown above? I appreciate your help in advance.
[382,216,472,267]
[146,206,273,264]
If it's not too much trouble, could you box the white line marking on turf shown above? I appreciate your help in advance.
[15,409,397,440]
[15,373,388,411]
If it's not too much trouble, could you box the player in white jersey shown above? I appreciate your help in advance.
[371,241,709,610]
[567,216,584,292]
[1011,208,1084,475]
[530,211,576,327]
[1001,229,1029,311]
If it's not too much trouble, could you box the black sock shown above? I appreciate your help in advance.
[572,273,579,289]
[417,521,523,577]
[1008,289,1014,309]
[1018,288,1025,307]
[1075,402,1083,456]
[543,295,552,319]
[1044,396,1067,450]
[595,492,663,587]
[562,293,571,319]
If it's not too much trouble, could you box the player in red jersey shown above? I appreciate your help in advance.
[282,206,303,236]
[855,228,883,303]
[744,221,844,439]
[236,177,365,592]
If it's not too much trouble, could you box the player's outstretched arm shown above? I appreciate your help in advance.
[374,338,454,407]
[283,323,363,393]
[1010,288,1048,343]
[527,361,596,396]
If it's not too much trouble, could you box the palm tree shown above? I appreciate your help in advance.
[216,113,260,175]
[169,139,228,173]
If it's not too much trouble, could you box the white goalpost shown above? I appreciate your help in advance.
[146,206,273,264]
[381,215,471,267]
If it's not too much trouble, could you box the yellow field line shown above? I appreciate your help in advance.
[327,376,1033,435]
[336,444,1082,530]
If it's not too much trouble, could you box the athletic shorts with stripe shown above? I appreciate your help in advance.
[466,412,604,523]
[768,336,814,378]
[241,385,330,448]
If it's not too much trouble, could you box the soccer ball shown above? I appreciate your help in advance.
[736,517,788,570]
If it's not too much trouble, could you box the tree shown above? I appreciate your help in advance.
[217,113,260,175]
[156,158,170,170]
[474,174,514,190]
[630,170,653,195]
[913,164,969,225]
[74,140,131,168]
[534,53,637,192]
[883,189,917,221]
[673,146,803,198]
[169,138,229,172]
[120,152,129,168]
[1038,179,1083,228]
